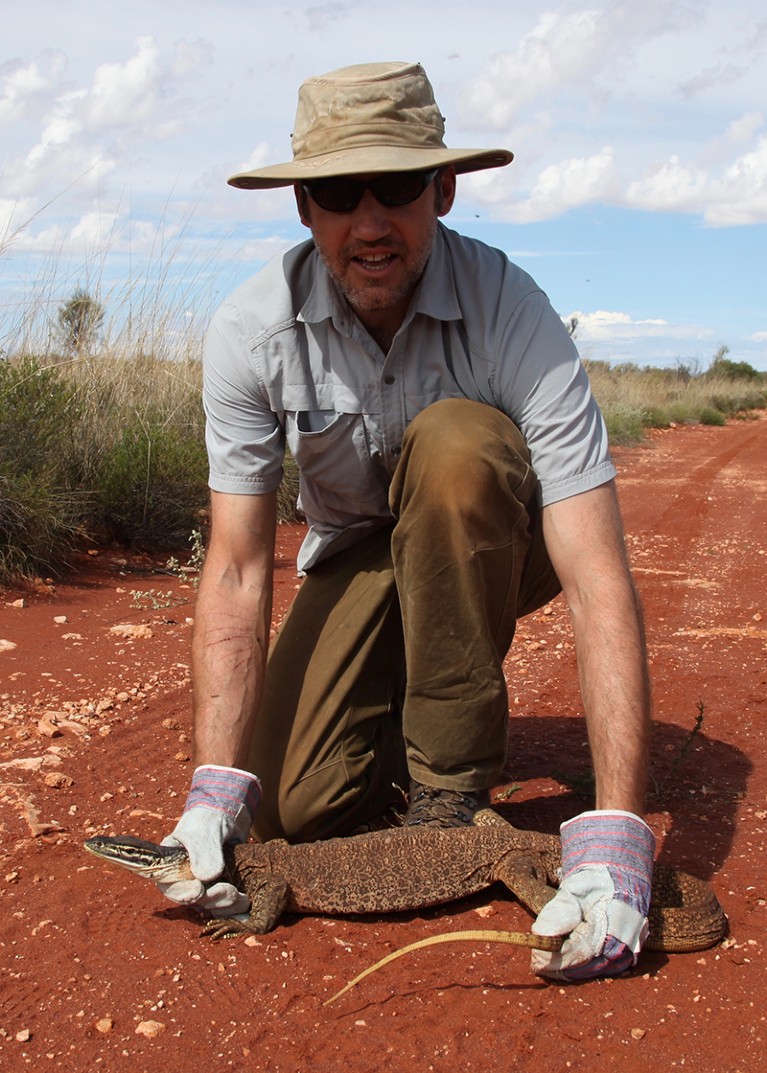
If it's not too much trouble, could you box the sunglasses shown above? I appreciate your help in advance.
[301,169,439,214]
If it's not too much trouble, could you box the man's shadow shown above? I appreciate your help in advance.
[498,714,751,879]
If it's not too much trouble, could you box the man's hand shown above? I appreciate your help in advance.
[159,764,261,918]
[531,810,655,981]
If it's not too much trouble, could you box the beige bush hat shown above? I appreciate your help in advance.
[228,61,513,189]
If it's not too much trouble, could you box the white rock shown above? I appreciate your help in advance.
[109,624,154,640]
[135,1020,165,1038]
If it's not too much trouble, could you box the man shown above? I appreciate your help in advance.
[160,62,655,982]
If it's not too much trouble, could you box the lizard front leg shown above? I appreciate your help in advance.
[202,874,289,940]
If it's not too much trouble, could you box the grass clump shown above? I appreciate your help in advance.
[0,357,86,578]
[93,413,209,547]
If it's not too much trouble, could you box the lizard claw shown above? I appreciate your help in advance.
[201,917,249,940]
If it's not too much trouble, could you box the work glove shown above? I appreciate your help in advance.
[158,764,262,918]
[531,810,655,981]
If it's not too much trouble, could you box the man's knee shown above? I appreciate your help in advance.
[393,399,535,512]
[405,398,527,455]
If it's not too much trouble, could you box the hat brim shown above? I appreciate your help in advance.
[228,146,513,189]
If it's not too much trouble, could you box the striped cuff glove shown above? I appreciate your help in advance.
[531,810,655,981]
[183,764,262,828]
[158,765,262,916]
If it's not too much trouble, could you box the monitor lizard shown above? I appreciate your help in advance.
[84,808,726,955]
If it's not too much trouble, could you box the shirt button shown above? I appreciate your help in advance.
[383,374,395,385]
[391,445,402,457]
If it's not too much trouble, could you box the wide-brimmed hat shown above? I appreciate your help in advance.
[228,61,513,189]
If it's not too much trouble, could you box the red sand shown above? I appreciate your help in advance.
[1,415,765,1072]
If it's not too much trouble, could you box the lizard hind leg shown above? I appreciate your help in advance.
[493,853,559,917]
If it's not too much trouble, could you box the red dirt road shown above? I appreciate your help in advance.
[1,415,765,1072]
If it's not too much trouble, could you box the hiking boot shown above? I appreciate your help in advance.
[404,779,490,828]
[347,802,407,835]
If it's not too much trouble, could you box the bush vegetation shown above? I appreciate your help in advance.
[0,315,764,584]
[584,352,767,445]
[0,349,300,583]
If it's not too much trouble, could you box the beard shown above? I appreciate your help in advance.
[313,215,438,320]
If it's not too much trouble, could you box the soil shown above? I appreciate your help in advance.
[1,415,765,1073]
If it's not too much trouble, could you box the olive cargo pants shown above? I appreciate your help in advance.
[249,399,561,842]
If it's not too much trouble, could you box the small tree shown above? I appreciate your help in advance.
[57,289,105,354]
[709,344,762,382]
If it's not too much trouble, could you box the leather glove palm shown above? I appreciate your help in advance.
[158,764,261,918]
[531,810,655,981]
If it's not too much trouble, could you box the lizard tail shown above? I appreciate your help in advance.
[324,929,563,1006]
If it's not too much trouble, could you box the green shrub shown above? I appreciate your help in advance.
[640,406,671,429]
[601,404,647,445]
[0,475,84,580]
[0,356,80,480]
[92,412,210,547]
[0,357,86,580]
[699,407,727,426]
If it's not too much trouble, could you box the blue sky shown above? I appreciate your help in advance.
[1,0,765,368]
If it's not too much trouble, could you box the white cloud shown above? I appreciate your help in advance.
[87,36,163,128]
[625,134,767,225]
[563,309,724,368]
[459,9,609,128]
[0,52,67,123]
[510,147,618,222]
[723,111,765,146]
[230,142,274,177]
[705,135,767,225]
[626,155,709,213]
[0,35,210,213]
[305,3,349,33]
[567,309,714,343]
[0,196,39,252]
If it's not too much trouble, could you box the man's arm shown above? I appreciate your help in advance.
[541,480,651,811]
[192,489,278,768]
[532,480,655,980]
[154,490,277,914]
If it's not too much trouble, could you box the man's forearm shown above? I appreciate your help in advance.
[190,491,277,771]
[191,571,272,769]
[542,484,652,817]
[571,577,651,815]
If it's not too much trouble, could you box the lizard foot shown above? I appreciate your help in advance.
[201,915,263,941]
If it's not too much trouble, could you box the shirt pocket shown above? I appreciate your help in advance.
[286,409,387,515]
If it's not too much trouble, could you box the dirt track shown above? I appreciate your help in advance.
[1,415,765,1072]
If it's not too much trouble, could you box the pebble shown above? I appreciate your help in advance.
[43,771,75,789]
[109,624,154,639]
[95,1018,114,1033]
[37,714,62,738]
[135,1020,165,1038]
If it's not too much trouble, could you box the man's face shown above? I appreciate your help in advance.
[295,167,456,343]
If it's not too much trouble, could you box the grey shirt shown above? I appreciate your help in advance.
[203,223,616,572]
